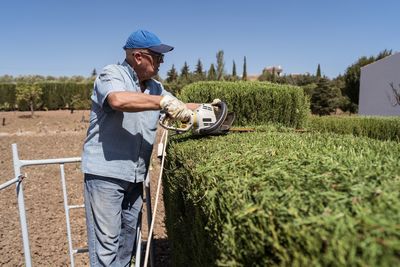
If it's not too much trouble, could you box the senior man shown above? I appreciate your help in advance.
[81,29,198,266]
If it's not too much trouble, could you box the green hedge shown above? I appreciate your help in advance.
[163,130,400,267]
[38,82,92,110]
[0,83,16,110]
[0,82,92,111]
[178,81,310,128]
[308,115,400,142]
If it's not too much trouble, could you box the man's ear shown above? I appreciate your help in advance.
[132,52,142,61]
[133,52,143,64]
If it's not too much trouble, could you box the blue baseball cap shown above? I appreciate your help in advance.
[123,30,174,54]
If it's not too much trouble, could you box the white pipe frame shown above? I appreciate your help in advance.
[0,143,156,267]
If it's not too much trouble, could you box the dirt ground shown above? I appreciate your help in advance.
[0,110,169,266]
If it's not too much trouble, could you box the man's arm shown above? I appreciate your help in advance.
[107,91,162,112]
[107,91,200,112]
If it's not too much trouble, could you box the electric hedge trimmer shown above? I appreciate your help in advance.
[159,101,244,135]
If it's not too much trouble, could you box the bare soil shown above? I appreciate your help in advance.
[0,110,169,266]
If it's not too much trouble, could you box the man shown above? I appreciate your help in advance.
[81,29,198,266]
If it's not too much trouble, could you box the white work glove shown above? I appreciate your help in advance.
[211,98,222,112]
[211,98,222,106]
[160,95,193,122]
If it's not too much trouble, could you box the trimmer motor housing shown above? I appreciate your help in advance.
[159,101,235,135]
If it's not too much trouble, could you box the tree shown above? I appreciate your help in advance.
[316,64,321,78]
[388,82,400,107]
[180,62,190,80]
[16,83,43,117]
[310,78,341,115]
[330,74,353,113]
[216,50,225,80]
[166,64,178,83]
[45,75,57,81]
[153,74,162,82]
[91,68,97,77]
[343,49,392,107]
[242,56,247,81]
[302,83,318,98]
[232,60,237,80]
[0,75,14,83]
[208,64,216,81]
[70,75,86,82]
[258,69,275,82]
[194,59,205,80]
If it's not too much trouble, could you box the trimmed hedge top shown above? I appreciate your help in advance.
[179,81,310,128]
[163,130,400,267]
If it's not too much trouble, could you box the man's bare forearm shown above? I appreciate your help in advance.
[107,91,200,112]
[107,91,162,112]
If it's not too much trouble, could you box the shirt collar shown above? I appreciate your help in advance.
[122,60,139,82]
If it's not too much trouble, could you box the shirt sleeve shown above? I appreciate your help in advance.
[147,78,173,97]
[93,65,126,112]
[157,81,173,97]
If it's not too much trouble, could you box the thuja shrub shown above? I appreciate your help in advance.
[308,115,400,142]
[163,131,400,267]
[178,81,310,128]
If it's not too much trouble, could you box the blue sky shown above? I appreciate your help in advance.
[1,0,399,79]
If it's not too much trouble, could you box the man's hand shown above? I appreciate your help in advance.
[160,95,193,122]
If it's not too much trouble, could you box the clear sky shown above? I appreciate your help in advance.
[1,0,399,79]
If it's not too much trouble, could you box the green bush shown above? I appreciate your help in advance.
[178,81,310,128]
[163,131,400,267]
[0,82,92,111]
[0,83,16,110]
[307,115,400,142]
[39,82,92,110]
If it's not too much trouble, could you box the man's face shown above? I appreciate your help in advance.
[135,50,164,80]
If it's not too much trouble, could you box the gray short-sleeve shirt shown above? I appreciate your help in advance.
[81,60,172,183]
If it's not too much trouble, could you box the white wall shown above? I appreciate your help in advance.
[359,52,400,116]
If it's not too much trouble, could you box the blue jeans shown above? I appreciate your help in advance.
[84,173,143,267]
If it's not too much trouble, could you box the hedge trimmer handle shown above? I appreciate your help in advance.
[159,113,194,132]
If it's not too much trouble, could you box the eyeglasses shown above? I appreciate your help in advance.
[140,51,164,64]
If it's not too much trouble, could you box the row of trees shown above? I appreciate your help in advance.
[0,74,96,83]
[311,49,393,115]
[0,49,393,116]
[162,50,248,95]
[161,49,393,115]
[165,50,246,82]
[0,82,92,116]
